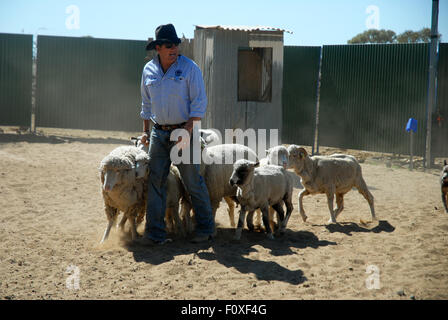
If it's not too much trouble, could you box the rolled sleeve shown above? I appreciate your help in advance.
[188,65,207,118]
[140,70,153,120]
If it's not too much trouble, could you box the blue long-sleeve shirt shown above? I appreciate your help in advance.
[140,54,207,125]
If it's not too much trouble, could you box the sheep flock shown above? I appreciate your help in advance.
[99,134,378,243]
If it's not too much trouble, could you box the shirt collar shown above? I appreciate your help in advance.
[155,54,181,75]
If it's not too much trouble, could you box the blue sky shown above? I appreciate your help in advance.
[0,0,447,46]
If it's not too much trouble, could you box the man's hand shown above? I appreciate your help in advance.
[141,132,150,146]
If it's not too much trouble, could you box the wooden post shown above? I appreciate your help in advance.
[410,130,414,171]
[424,0,439,168]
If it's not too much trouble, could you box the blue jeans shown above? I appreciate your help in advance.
[144,127,214,241]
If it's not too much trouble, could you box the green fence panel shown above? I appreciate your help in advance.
[433,43,448,158]
[36,35,147,131]
[282,46,321,146]
[0,33,33,127]
[318,43,429,156]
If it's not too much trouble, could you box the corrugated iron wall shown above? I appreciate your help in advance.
[0,33,33,126]
[36,35,147,131]
[282,46,321,146]
[317,43,429,156]
[434,43,448,158]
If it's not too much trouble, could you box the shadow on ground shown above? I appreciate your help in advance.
[124,227,337,285]
[323,220,395,236]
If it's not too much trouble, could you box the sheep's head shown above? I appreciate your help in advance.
[287,145,308,174]
[229,159,259,187]
[135,152,150,179]
[99,154,135,192]
[266,146,289,169]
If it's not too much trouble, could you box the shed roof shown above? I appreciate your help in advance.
[195,25,293,34]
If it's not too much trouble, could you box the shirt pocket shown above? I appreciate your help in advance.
[168,77,188,99]
[145,77,161,88]
[145,78,162,102]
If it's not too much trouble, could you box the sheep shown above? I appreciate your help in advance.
[441,160,448,213]
[229,159,294,240]
[181,143,258,234]
[287,145,376,224]
[99,146,149,243]
[259,145,290,169]
[164,165,189,236]
[129,136,189,237]
[250,145,291,231]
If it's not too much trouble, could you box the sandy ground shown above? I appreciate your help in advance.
[0,126,447,300]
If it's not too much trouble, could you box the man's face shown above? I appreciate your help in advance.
[156,42,179,66]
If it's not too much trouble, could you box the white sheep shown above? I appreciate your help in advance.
[250,145,289,231]
[181,143,258,234]
[99,146,149,243]
[229,159,294,240]
[250,145,303,232]
[287,145,376,223]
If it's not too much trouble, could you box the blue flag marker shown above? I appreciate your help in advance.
[406,118,417,133]
[406,118,417,171]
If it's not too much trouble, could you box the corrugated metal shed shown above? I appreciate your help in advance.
[194,25,287,145]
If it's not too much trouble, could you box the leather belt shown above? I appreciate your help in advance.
[154,122,186,131]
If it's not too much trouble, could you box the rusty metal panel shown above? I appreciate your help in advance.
[0,33,33,127]
[35,35,147,131]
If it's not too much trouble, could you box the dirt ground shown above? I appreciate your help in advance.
[0,126,447,300]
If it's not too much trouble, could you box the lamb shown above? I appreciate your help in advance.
[287,145,376,224]
[250,145,291,231]
[99,146,149,243]
[229,159,294,240]
[441,160,448,213]
[181,143,258,233]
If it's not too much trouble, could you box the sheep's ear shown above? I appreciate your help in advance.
[265,149,270,154]
[298,147,308,159]
[254,161,260,168]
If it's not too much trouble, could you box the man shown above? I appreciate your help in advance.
[139,24,214,244]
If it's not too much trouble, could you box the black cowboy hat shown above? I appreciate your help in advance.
[146,24,181,50]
